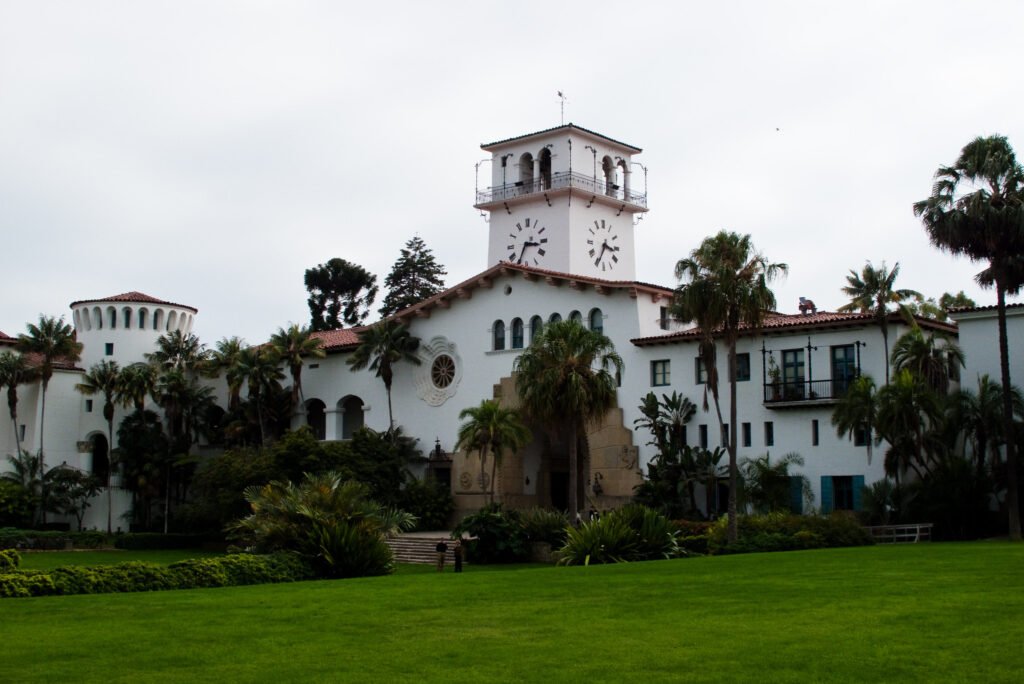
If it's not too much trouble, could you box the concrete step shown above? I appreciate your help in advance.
[385,535,466,565]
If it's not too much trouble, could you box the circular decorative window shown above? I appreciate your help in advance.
[431,354,455,389]
[415,337,462,406]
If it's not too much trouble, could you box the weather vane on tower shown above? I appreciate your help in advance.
[558,91,568,125]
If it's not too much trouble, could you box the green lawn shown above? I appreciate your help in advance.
[2,543,1022,682]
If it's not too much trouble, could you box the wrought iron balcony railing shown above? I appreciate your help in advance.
[475,170,648,208]
[763,378,854,404]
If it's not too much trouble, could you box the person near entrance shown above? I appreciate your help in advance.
[435,540,448,572]
[453,539,464,573]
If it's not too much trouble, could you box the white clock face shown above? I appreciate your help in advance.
[506,217,549,266]
[587,219,620,272]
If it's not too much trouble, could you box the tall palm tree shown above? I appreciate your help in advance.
[208,336,247,411]
[346,321,421,433]
[950,375,1024,478]
[117,362,156,412]
[269,324,325,409]
[455,399,531,504]
[890,327,965,395]
[831,375,879,465]
[672,231,787,543]
[838,261,921,384]
[913,134,1024,539]
[75,359,121,533]
[146,330,207,374]
[876,369,943,481]
[514,319,623,522]
[16,315,83,476]
[234,346,285,445]
[0,350,33,457]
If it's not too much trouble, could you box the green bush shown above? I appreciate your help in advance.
[0,548,21,571]
[398,478,455,531]
[0,528,108,550]
[0,552,315,599]
[452,504,528,564]
[555,505,680,566]
[520,507,569,546]
[113,533,216,551]
[0,481,34,528]
[707,512,872,554]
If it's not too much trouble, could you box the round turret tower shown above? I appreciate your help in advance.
[70,291,198,368]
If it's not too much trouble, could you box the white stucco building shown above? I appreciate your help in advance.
[1,123,1010,528]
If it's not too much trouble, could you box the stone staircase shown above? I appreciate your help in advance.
[386,533,463,565]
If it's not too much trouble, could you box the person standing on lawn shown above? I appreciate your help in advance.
[453,540,463,573]
[435,539,448,572]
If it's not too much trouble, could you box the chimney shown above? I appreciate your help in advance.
[799,297,817,315]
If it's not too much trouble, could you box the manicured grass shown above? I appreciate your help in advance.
[2,543,1022,682]
[16,549,223,571]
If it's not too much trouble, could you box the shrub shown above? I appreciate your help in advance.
[452,504,527,564]
[555,505,680,566]
[0,548,20,571]
[0,481,34,528]
[0,529,108,550]
[114,533,216,551]
[707,512,872,554]
[398,478,455,531]
[520,507,569,546]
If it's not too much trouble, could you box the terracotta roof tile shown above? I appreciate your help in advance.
[949,302,1024,314]
[311,327,366,351]
[70,291,198,312]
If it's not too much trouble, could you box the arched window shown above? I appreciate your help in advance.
[549,312,562,324]
[73,310,82,331]
[602,156,616,196]
[153,309,164,331]
[589,308,604,334]
[511,318,524,349]
[91,434,110,484]
[167,311,178,331]
[539,147,552,190]
[122,307,132,329]
[569,310,583,324]
[529,315,543,344]
[138,308,148,329]
[107,306,117,329]
[493,320,506,351]
[617,158,630,197]
[519,152,534,191]
[305,399,327,441]
[93,306,103,330]
[340,396,365,440]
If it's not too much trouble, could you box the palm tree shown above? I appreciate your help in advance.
[876,369,943,481]
[117,362,156,412]
[3,450,44,525]
[208,336,246,411]
[831,375,879,465]
[890,327,965,394]
[913,134,1024,539]
[346,320,421,433]
[672,231,787,543]
[234,345,285,445]
[514,319,623,522]
[455,399,531,504]
[0,350,33,457]
[838,261,921,384]
[16,315,83,477]
[269,324,325,409]
[950,375,1024,478]
[76,360,121,533]
[146,330,207,374]
[739,452,811,514]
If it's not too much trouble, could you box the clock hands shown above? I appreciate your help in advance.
[517,240,540,264]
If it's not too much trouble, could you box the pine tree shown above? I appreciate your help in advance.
[305,258,378,330]
[379,237,448,317]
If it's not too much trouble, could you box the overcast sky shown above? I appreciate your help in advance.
[2,1,1022,345]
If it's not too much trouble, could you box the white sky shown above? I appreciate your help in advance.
[2,1,1022,345]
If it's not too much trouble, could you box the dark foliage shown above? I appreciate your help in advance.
[379,236,448,317]
[398,478,454,531]
[452,504,528,564]
[305,258,379,330]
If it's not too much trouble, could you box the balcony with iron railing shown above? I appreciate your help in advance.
[475,170,648,208]
[763,378,855,406]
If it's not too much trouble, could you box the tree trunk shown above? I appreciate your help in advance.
[490,450,498,505]
[107,419,114,534]
[727,344,739,543]
[568,417,578,525]
[39,380,48,524]
[996,286,1021,540]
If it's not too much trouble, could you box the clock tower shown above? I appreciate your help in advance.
[474,124,648,280]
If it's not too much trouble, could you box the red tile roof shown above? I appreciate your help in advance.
[70,291,198,312]
[310,327,366,352]
[949,302,1024,314]
[632,310,957,346]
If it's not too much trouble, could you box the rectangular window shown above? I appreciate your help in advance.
[741,422,752,447]
[695,357,708,384]
[733,353,751,382]
[831,344,857,397]
[681,424,688,446]
[854,427,868,447]
[105,343,114,356]
[782,349,805,399]
[764,421,774,447]
[698,424,708,449]
[721,424,729,447]
[85,399,93,413]
[659,306,670,330]
[309,363,320,369]
[812,419,819,446]
[832,476,854,511]
[651,360,670,386]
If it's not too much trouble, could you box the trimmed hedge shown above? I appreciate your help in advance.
[707,512,874,555]
[0,528,108,550]
[0,552,316,599]
[114,533,219,551]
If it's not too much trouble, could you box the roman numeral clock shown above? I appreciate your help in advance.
[475,124,648,280]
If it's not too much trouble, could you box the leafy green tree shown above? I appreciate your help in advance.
[208,337,246,411]
[229,472,415,578]
[890,328,964,395]
[76,360,121,532]
[939,291,977,312]
[633,391,700,517]
[838,261,921,384]
[0,350,33,457]
[739,452,811,514]
[117,409,169,531]
[831,375,880,465]
[117,362,156,412]
[379,236,448,317]
[2,451,43,525]
[672,231,787,542]
[876,369,943,481]
[0,479,34,527]
[347,320,421,433]
[305,258,379,330]
[16,315,82,477]
[907,291,978,321]
[269,324,325,408]
[455,399,531,504]
[914,134,1024,539]
[633,391,696,459]
[146,330,207,373]
[514,320,623,522]
[234,346,285,445]
[43,467,101,531]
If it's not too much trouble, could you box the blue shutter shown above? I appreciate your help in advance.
[820,476,834,513]
[852,475,865,511]
[789,476,804,514]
